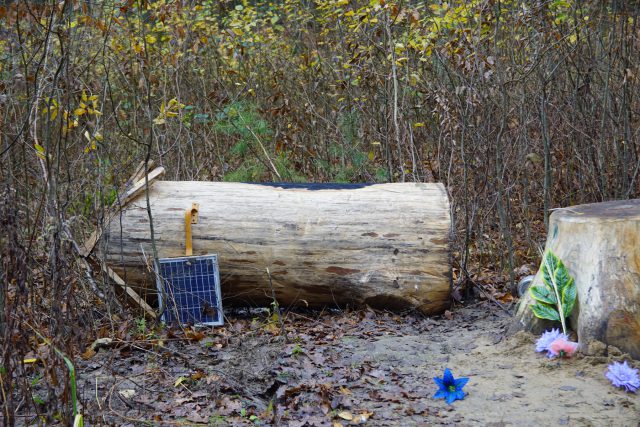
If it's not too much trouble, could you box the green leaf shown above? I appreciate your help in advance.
[541,251,560,288]
[73,414,84,427]
[553,258,571,293]
[561,278,576,316]
[531,303,561,321]
[532,250,578,329]
[530,285,556,305]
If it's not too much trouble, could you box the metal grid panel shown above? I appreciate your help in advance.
[155,255,223,326]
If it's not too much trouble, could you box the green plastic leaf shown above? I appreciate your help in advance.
[561,278,576,316]
[530,285,557,305]
[531,303,561,321]
[530,250,578,328]
[541,251,560,289]
[553,258,571,294]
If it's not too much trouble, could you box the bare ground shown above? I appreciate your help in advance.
[74,302,639,426]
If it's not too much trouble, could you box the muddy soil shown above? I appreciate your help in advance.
[76,302,639,426]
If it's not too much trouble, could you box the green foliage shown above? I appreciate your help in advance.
[275,155,308,183]
[223,162,265,182]
[530,251,577,333]
[291,344,304,355]
[214,101,270,140]
[135,317,147,336]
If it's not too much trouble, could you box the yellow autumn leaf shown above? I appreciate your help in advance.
[232,28,243,36]
[174,376,187,387]
[337,410,353,420]
[338,386,352,395]
[74,108,86,116]
[34,144,45,159]
[146,34,157,44]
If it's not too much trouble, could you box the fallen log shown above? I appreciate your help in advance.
[101,182,451,315]
[513,199,640,359]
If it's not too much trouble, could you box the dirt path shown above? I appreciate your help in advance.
[77,303,639,426]
[338,305,639,426]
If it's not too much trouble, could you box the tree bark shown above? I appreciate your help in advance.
[102,182,452,315]
[513,199,640,359]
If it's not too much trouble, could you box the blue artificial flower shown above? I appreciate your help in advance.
[433,368,469,404]
[536,328,568,357]
[606,361,640,393]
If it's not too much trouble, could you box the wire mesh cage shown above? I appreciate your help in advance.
[155,255,223,326]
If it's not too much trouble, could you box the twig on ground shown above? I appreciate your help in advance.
[465,276,513,316]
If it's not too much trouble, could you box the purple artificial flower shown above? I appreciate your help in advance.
[433,368,469,404]
[536,328,568,357]
[606,361,640,393]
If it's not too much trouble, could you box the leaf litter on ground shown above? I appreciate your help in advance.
[74,302,638,426]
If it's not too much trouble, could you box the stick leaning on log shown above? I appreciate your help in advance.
[75,165,165,318]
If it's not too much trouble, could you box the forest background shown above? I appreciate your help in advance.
[0,0,639,423]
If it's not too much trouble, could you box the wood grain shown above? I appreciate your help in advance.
[102,181,452,315]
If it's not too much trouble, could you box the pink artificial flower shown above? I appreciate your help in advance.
[548,338,579,358]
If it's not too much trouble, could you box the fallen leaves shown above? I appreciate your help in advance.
[336,410,372,425]
[118,389,136,399]
[74,306,493,425]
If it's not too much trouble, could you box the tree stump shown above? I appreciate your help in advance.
[101,181,452,315]
[513,199,640,359]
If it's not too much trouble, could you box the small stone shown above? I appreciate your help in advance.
[607,345,623,357]
[585,340,607,356]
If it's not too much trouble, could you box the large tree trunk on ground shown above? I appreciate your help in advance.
[101,182,451,315]
[513,199,640,359]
